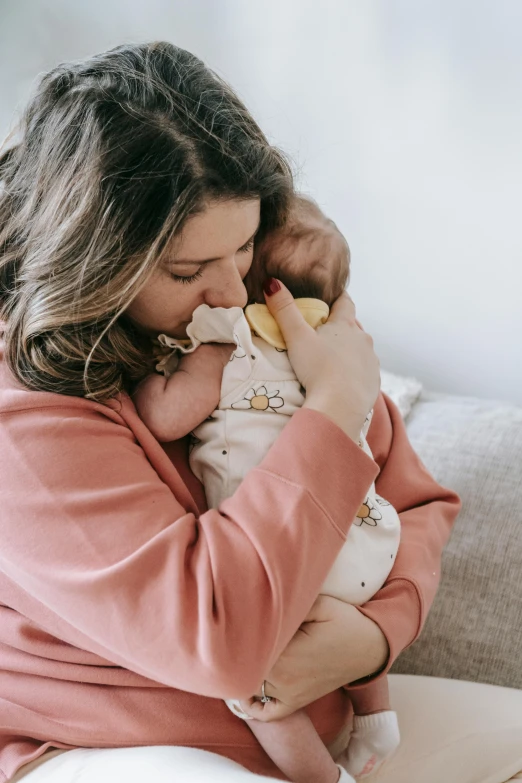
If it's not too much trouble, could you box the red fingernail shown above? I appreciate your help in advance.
[263,277,281,296]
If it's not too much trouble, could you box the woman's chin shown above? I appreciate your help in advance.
[166,322,189,339]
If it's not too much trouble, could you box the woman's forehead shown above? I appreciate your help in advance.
[170,198,261,264]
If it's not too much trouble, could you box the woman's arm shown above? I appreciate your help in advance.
[0,285,382,702]
[0,394,378,701]
[351,391,461,681]
[240,597,389,720]
[240,391,460,719]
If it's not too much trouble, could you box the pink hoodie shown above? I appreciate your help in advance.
[0,342,460,781]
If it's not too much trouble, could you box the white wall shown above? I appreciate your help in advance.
[1,0,521,404]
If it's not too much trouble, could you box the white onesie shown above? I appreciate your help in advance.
[157,302,401,610]
[158,302,401,721]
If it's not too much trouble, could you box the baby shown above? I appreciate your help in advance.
[134,196,401,783]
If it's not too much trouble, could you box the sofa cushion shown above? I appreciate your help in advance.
[390,391,522,690]
[380,369,423,419]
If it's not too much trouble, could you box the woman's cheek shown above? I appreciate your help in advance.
[239,251,255,280]
[244,256,265,301]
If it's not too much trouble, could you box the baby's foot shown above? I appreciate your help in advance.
[338,711,400,779]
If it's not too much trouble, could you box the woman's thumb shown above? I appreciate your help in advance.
[263,278,310,344]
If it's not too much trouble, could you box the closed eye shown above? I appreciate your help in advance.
[170,268,205,284]
[170,237,255,284]
[239,237,255,254]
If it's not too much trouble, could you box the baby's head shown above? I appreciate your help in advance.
[246,194,350,306]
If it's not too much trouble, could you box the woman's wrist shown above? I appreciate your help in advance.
[303,395,366,444]
[303,596,390,684]
[344,609,390,684]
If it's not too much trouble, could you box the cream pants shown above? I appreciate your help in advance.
[11,676,522,783]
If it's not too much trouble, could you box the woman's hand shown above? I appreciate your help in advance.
[263,279,380,443]
[238,595,389,722]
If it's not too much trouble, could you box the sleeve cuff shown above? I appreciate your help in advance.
[345,578,422,689]
[255,407,379,539]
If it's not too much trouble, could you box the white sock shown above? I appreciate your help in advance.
[336,765,356,783]
[338,711,400,779]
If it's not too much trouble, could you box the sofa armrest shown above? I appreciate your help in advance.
[390,391,522,690]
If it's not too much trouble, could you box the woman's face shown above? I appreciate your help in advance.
[126,198,261,338]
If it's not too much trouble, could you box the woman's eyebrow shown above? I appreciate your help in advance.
[171,220,261,266]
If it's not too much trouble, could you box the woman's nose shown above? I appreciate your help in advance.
[204,260,248,309]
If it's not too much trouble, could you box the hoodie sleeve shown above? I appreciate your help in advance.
[0,395,378,700]
[348,392,461,687]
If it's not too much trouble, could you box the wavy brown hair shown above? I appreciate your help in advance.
[0,41,294,401]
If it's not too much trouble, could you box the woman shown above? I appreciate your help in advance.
[0,40,489,783]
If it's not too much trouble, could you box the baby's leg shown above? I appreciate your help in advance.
[247,709,353,783]
[339,677,400,779]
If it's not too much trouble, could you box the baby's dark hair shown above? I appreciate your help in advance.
[247,194,350,307]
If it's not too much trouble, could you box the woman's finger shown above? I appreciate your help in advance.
[237,693,284,722]
[327,290,357,324]
[237,696,295,722]
[320,289,364,329]
[262,277,312,344]
[258,699,298,720]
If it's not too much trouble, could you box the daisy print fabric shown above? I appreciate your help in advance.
[173,304,304,508]
[170,303,400,603]
[355,498,383,527]
[231,385,285,412]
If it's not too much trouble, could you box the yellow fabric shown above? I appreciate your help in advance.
[245,298,330,350]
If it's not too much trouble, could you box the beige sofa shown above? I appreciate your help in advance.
[381,377,522,690]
